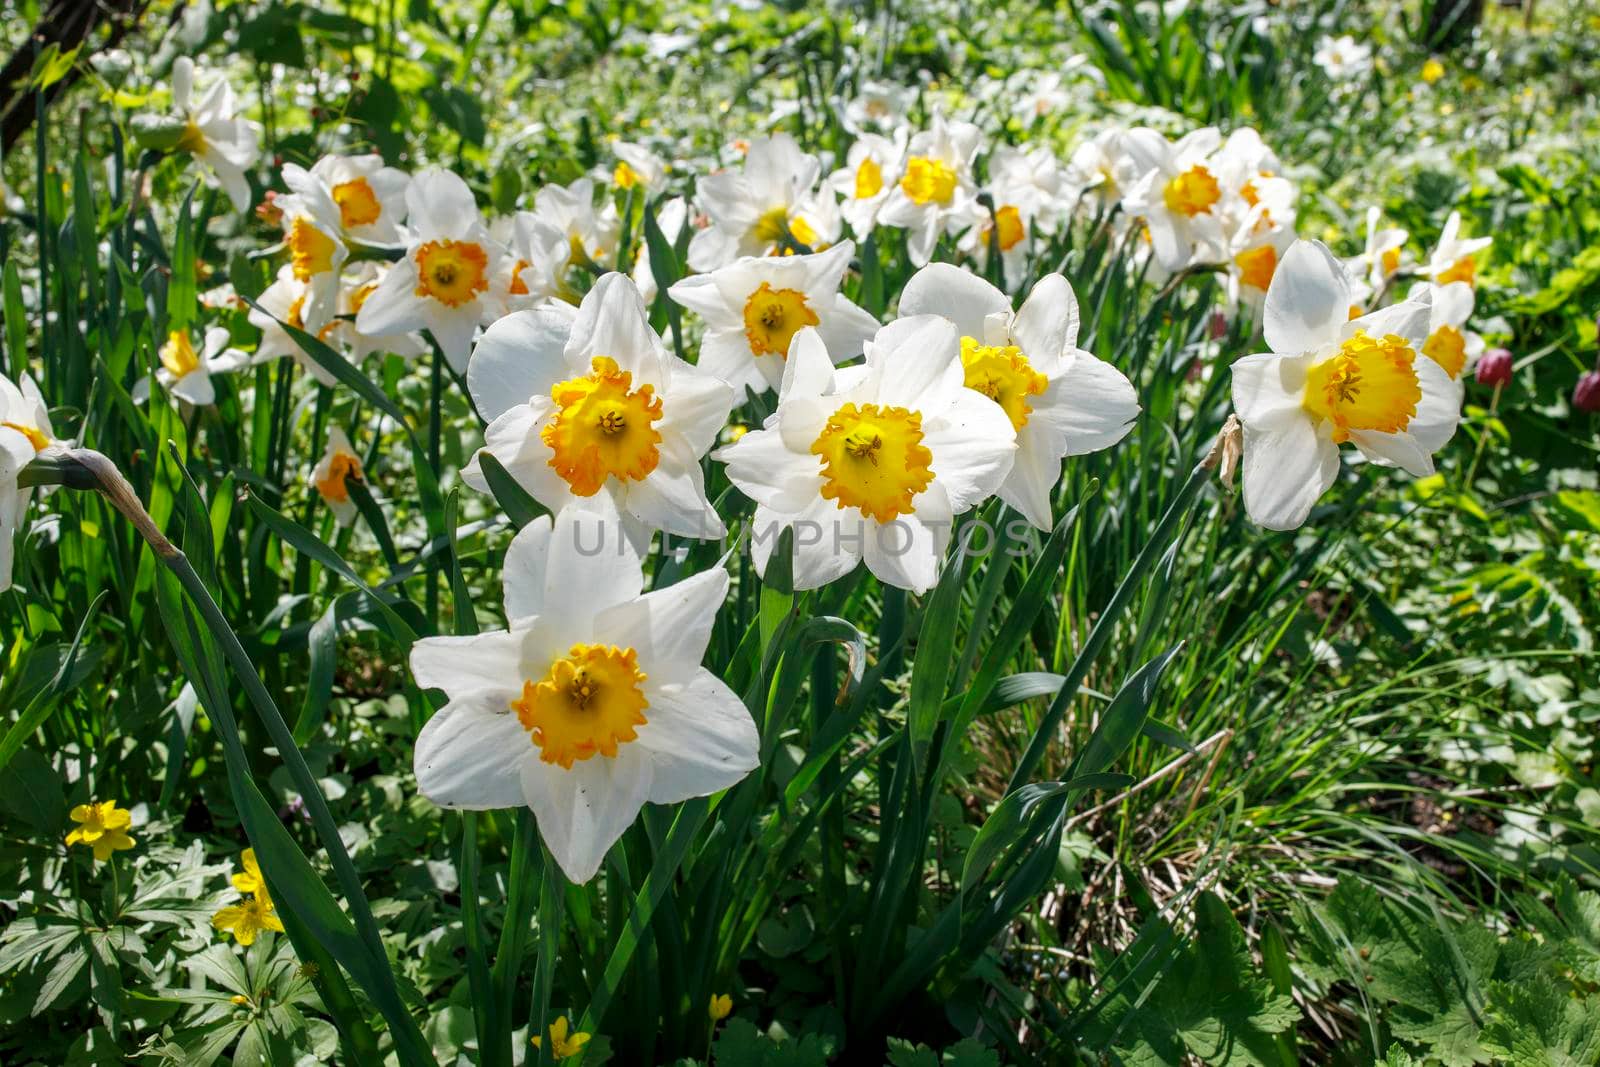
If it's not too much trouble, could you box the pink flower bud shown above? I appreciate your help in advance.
[1474,347,1512,387]
[1209,310,1228,340]
[1576,371,1600,413]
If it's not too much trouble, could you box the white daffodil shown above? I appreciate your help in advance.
[311,426,365,525]
[529,177,621,275]
[464,273,733,546]
[1353,207,1410,300]
[959,145,1071,286]
[134,327,250,407]
[1121,127,1228,273]
[1212,128,1295,235]
[1010,70,1074,126]
[410,500,759,884]
[495,211,570,312]
[1417,282,1485,381]
[274,176,348,335]
[248,265,342,386]
[875,114,983,267]
[292,154,410,245]
[688,133,838,270]
[1224,214,1296,312]
[165,58,262,212]
[633,197,688,304]
[842,80,916,135]
[1313,35,1373,80]
[1,373,55,592]
[338,263,430,361]
[825,132,905,239]
[713,318,1015,593]
[1065,127,1151,214]
[608,141,668,192]
[355,168,504,373]
[1229,240,1462,531]
[1421,211,1491,289]
[898,264,1139,529]
[666,241,879,396]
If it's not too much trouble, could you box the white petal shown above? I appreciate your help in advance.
[638,671,759,804]
[592,567,728,684]
[1348,297,1430,349]
[172,370,216,407]
[659,363,734,459]
[785,495,868,589]
[1240,419,1340,531]
[1011,273,1078,359]
[414,699,531,810]
[780,327,837,399]
[1230,352,1307,433]
[521,747,651,884]
[623,447,725,539]
[999,430,1059,531]
[528,498,644,623]
[567,273,663,384]
[355,261,424,337]
[1264,240,1351,355]
[1348,429,1432,477]
[410,630,526,695]
[896,263,1008,339]
[922,390,1017,513]
[870,315,964,413]
[862,483,953,594]
[468,306,576,422]
[1033,351,1139,454]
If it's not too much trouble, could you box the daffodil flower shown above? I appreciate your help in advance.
[958,144,1069,287]
[1121,127,1228,273]
[1421,211,1491,289]
[355,168,504,373]
[409,501,759,883]
[1,372,54,591]
[289,154,410,245]
[714,319,1016,593]
[464,273,733,546]
[528,177,621,280]
[1355,207,1410,297]
[249,265,344,385]
[312,426,365,526]
[133,327,250,407]
[688,133,838,270]
[166,58,262,212]
[824,131,906,239]
[898,264,1139,529]
[1229,240,1463,530]
[1313,35,1373,80]
[607,140,667,192]
[1064,127,1146,213]
[875,114,983,267]
[1417,282,1485,381]
[666,241,879,395]
[65,800,136,862]
[532,1016,591,1060]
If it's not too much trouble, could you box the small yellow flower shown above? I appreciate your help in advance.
[1421,58,1445,84]
[65,800,136,862]
[230,848,273,907]
[709,993,733,1021]
[531,1016,591,1060]
[212,894,284,946]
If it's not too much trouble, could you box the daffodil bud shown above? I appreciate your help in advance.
[1575,370,1600,413]
[1474,347,1512,387]
[130,113,192,153]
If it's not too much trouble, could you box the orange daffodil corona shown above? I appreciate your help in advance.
[409,501,759,883]
[1229,240,1463,530]
[463,274,734,548]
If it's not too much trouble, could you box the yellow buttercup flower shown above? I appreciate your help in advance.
[212,894,284,946]
[532,1017,591,1060]
[1421,58,1445,84]
[65,800,137,862]
[709,993,733,1021]
[230,848,273,906]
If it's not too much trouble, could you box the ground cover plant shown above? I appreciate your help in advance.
[0,0,1597,1063]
